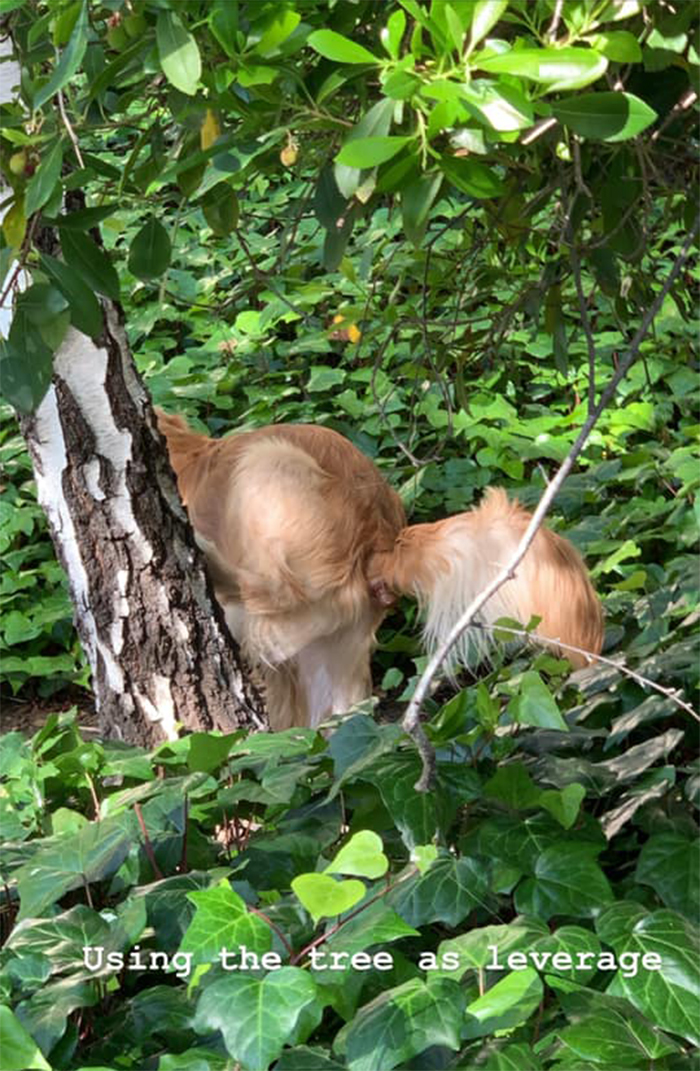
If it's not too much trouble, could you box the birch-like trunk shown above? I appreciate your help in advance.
[20,304,266,746]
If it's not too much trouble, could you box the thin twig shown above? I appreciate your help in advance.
[402,216,700,791]
[651,88,697,143]
[134,802,164,880]
[546,0,565,43]
[521,117,558,146]
[568,237,597,415]
[248,904,294,958]
[471,621,700,724]
[57,89,84,169]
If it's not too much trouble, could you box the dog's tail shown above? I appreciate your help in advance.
[372,488,603,669]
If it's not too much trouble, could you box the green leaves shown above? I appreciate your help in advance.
[336,136,413,168]
[193,968,323,1070]
[468,1,509,52]
[464,968,543,1039]
[60,229,120,300]
[439,156,504,198]
[478,46,608,92]
[201,181,240,236]
[308,30,379,65]
[14,819,132,920]
[33,1,88,108]
[157,11,201,95]
[515,843,614,920]
[179,880,272,966]
[326,831,388,880]
[340,977,462,1071]
[0,1006,51,1071]
[635,833,699,918]
[39,253,103,337]
[553,92,657,141]
[25,138,63,217]
[508,671,568,730]
[596,904,700,1044]
[292,873,366,925]
[128,218,172,280]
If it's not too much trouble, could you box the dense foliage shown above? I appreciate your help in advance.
[0,0,698,1068]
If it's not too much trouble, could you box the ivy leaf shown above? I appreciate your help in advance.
[323,898,419,957]
[436,919,549,979]
[551,978,682,1064]
[276,1049,344,1071]
[484,762,542,809]
[596,903,700,1044]
[128,218,172,280]
[553,92,657,142]
[14,819,131,920]
[389,855,491,927]
[635,833,699,919]
[515,842,613,920]
[508,671,568,730]
[179,879,272,966]
[11,977,98,1056]
[33,1,88,108]
[340,976,462,1071]
[539,784,586,829]
[0,1005,51,1071]
[156,11,201,96]
[326,831,388,879]
[464,967,543,1039]
[308,30,379,65]
[193,968,323,1070]
[292,873,366,924]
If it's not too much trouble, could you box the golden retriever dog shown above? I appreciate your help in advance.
[156,410,604,730]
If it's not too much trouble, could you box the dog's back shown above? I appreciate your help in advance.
[156,411,406,726]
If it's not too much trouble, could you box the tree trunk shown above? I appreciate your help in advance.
[19,302,267,746]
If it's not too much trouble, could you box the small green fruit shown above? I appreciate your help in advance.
[124,12,147,38]
[9,151,27,176]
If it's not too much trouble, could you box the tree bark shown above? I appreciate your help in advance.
[19,302,267,746]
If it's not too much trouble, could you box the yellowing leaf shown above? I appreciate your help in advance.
[200,109,220,151]
[3,198,26,249]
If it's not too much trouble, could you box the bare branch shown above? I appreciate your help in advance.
[57,89,85,169]
[403,215,700,790]
[471,621,700,724]
[546,0,565,43]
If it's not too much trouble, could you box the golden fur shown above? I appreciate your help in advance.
[156,410,604,730]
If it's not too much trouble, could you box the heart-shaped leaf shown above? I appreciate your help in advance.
[326,831,388,879]
[292,873,365,924]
